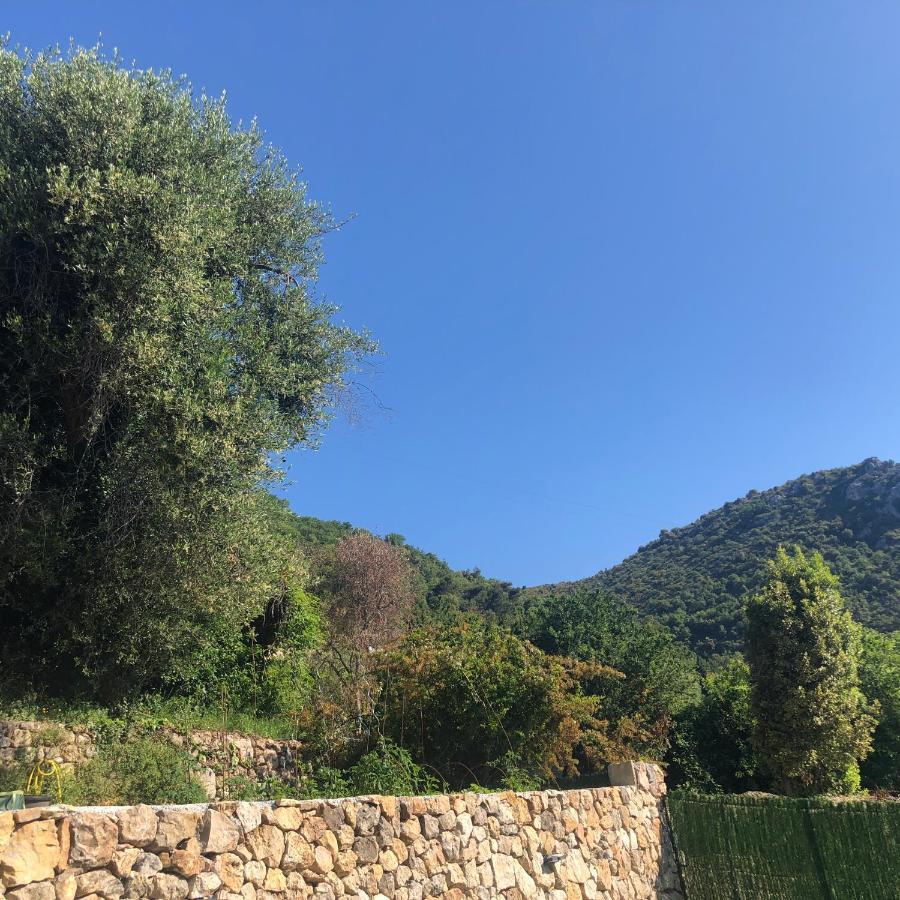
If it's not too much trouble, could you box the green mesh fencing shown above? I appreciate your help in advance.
[666,792,900,900]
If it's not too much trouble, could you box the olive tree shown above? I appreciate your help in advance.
[0,45,372,698]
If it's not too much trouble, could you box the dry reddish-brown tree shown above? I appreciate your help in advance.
[312,532,418,736]
[322,531,418,656]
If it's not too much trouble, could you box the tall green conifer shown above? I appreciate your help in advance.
[745,547,874,795]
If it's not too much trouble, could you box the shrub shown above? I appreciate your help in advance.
[346,739,444,796]
[527,589,701,758]
[374,621,615,788]
[667,656,759,793]
[64,737,207,805]
[858,628,900,791]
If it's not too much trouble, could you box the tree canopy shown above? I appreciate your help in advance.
[745,547,875,795]
[0,45,372,698]
[526,589,700,758]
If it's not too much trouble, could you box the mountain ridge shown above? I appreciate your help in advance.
[551,458,900,656]
[274,458,900,658]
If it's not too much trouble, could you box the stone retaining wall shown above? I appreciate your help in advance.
[0,763,682,899]
[0,722,303,800]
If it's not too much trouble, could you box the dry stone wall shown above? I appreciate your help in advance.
[0,722,303,800]
[0,723,97,771]
[0,763,682,900]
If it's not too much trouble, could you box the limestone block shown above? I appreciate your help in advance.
[439,833,460,862]
[353,806,379,837]
[124,873,152,898]
[245,827,284,869]
[608,762,639,788]
[109,848,141,879]
[262,869,285,892]
[420,817,438,841]
[74,869,124,898]
[7,881,56,900]
[197,770,216,801]
[1,820,61,887]
[270,809,302,833]
[167,849,202,879]
[233,804,262,836]
[398,799,426,820]
[244,862,266,888]
[280,833,313,872]
[152,812,199,853]
[148,874,188,900]
[132,854,162,877]
[54,871,77,900]
[1,813,14,853]
[211,855,243,893]
[321,806,344,834]
[12,813,41,828]
[186,872,220,899]
[351,837,377,866]
[491,855,515,891]
[309,847,333,877]
[454,813,473,842]
[117,807,158,848]
[299,818,326,845]
[198,810,240,854]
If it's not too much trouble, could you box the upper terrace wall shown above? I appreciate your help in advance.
[0,762,682,900]
[0,721,303,801]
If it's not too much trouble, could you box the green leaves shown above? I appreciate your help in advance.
[0,44,372,699]
[745,547,876,795]
[373,621,608,788]
[528,589,701,758]
[574,459,900,658]
[858,628,900,790]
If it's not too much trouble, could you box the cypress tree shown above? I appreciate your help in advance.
[745,547,874,795]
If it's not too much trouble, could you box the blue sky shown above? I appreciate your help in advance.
[9,2,900,585]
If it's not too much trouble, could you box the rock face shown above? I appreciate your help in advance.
[0,762,683,899]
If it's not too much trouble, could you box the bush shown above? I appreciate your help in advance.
[527,589,701,758]
[64,737,208,805]
[859,628,900,791]
[374,621,613,788]
[346,740,444,796]
[667,656,759,793]
[306,766,352,799]
[0,762,30,794]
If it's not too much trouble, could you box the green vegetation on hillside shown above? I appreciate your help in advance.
[261,495,525,625]
[561,458,900,657]
[0,45,896,805]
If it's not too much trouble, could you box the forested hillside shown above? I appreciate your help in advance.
[277,459,900,659]
[558,458,900,657]
[260,495,526,624]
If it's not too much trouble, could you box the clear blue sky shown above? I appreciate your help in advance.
[9,2,900,585]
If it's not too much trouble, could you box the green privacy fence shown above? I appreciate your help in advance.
[666,792,900,900]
